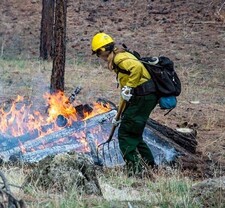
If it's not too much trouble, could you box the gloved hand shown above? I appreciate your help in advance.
[121,86,132,101]
[112,115,121,126]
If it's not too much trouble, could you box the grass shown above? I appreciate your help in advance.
[1,165,201,208]
[98,167,200,207]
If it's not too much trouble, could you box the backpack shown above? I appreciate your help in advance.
[121,44,182,113]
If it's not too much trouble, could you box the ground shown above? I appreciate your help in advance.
[0,0,225,175]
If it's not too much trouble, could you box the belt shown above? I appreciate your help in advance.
[133,79,156,96]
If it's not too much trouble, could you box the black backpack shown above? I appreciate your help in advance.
[140,56,181,97]
[122,44,181,98]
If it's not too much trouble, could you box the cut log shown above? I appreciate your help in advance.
[147,118,198,154]
[146,119,214,177]
[0,123,55,151]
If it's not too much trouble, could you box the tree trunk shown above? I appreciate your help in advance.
[50,0,67,93]
[40,0,55,60]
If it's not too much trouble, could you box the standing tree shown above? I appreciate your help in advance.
[40,0,55,60]
[50,0,67,93]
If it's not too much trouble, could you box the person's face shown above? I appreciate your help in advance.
[96,49,110,61]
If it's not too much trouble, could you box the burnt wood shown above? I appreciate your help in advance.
[146,118,211,176]
[147,118,198,154]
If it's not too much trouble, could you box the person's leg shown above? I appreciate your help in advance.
[118,96,144,174]
[118,135,142,174]
[137,140,155,167]
[118,94,158,174]
[136,93,158,166]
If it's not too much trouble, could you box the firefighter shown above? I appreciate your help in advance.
[91,32,158,176]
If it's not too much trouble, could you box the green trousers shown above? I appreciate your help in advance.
[118,93,158,174]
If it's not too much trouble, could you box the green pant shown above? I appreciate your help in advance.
[118,93,158,174]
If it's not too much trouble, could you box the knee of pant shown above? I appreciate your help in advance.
[119,120,145,136]
[119,143,136,157]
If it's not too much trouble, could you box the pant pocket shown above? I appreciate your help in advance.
[119,119,145,136]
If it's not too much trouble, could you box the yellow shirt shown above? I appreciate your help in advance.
[113,51,151,89]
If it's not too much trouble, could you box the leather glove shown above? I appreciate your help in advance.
[121,86,132,101]
[112,115,121,127]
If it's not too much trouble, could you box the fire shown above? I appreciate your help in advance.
[0,95,46,136]
[44,91,78,124]
[0,91,111,138]
[83,102,110,120]
[44,91,111,124]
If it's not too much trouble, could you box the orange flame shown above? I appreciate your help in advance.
[0,91,111,139]
[44,91,78,125]
[0,95,47,136]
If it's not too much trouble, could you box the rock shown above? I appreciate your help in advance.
[191,176,225,207]
[23,152,102,195]
[0,171,26,208]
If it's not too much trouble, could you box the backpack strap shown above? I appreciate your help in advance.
[114,58,156,95]
[116,67,131,75]
[114,57,149,79]
[114,66,130,88]
[113,57,131,88]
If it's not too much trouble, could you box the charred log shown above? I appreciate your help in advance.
[56,114,68,127]
[0,123,55,151]
[0,110,117,162]
[74,104,93,119]
[147,118,198,154]
[146,119,214,177]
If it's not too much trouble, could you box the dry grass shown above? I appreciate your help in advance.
[65,58,119,105]
[0,58,120,113]
[1,164,200,208]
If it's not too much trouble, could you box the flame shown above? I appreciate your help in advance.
[83,102,110,120]
[0,95,47,136]
[44,91,77,124]
[0,91,111,140]
[44,91,110,124]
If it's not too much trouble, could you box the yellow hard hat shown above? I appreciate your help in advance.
[91,32,114,52]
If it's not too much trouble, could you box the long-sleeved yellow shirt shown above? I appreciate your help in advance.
[113,51,151,89]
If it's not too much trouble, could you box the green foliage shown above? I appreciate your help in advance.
[0,57,28,71]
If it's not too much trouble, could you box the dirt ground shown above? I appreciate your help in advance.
[0,0,225,175]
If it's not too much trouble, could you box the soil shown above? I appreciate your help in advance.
[0,0,225,177]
